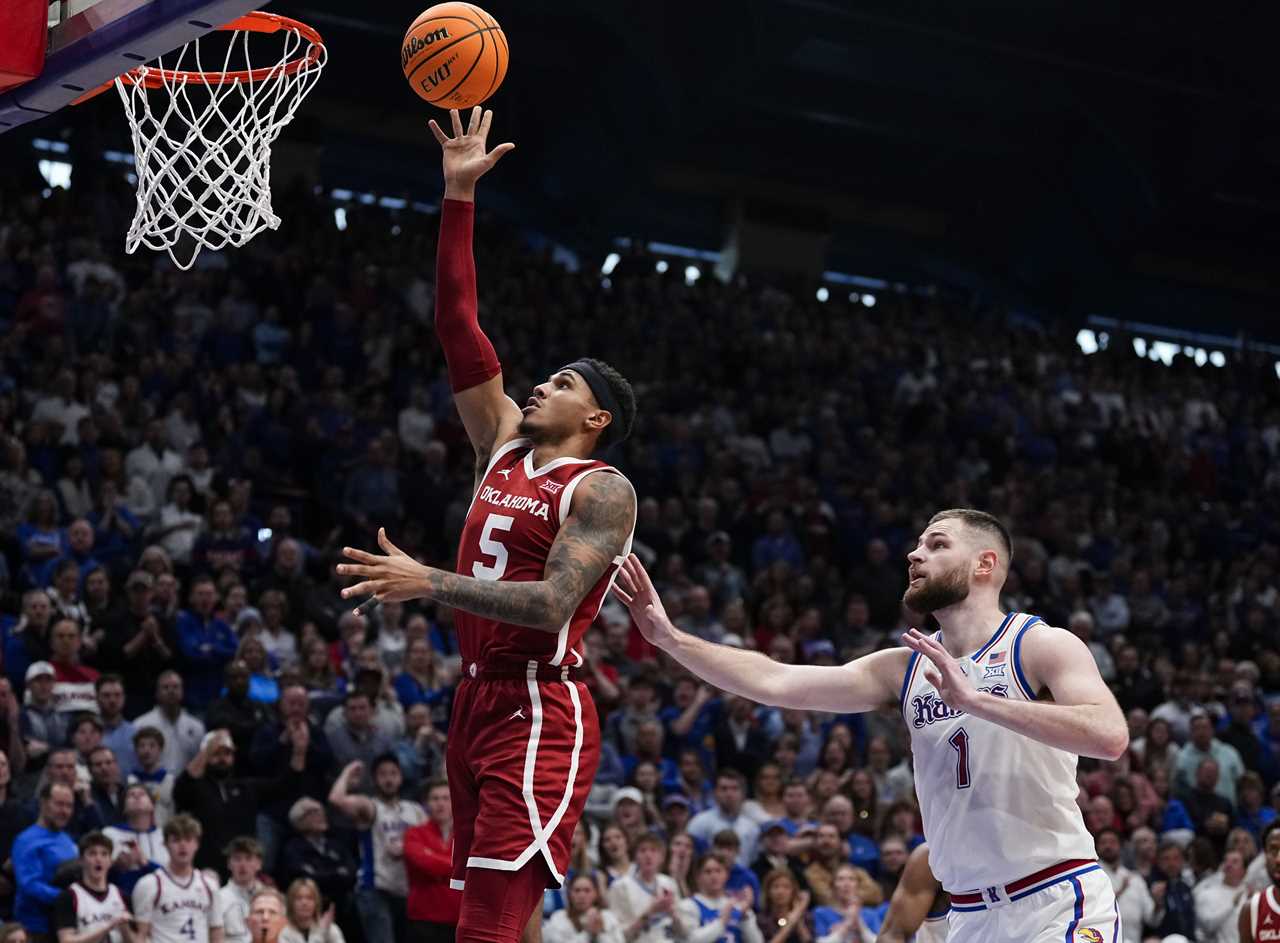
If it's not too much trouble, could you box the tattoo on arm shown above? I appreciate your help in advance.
[424,472,635,631]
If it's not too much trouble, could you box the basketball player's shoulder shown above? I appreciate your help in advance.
[564,467,635,525]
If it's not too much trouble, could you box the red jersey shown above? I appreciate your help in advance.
[1249,886,1280,942]
[454,437,635,668]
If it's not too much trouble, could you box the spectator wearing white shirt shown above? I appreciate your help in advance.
[1096,828,1151,943]
[676,855,762,943]
[607,833,686,943]
[688,771,761,868]
[546,875,625,943]
[146,475,204,566]
[133,671,206,775]
[126,419,184,510]
[1192,849,1250,943]
[219,836,268,943]
[30,370,90,446]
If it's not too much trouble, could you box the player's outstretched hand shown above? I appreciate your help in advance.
[900,629,976,711]
[428,106,514,198]
[338,528,431,610]
[612,553,677,650]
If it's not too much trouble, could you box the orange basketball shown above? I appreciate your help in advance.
[401,2,508,109]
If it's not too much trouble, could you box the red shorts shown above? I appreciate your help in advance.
[446,661,601,891]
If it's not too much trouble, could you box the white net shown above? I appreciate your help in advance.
[114,16,326,270]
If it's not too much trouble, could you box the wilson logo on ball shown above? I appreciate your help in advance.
[402,2,508,109]
[401,28,450,70]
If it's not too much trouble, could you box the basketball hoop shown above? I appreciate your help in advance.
[106,11,326,269]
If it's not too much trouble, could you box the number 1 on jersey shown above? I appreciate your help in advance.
[472,513,514,580]
[949,728,972,789]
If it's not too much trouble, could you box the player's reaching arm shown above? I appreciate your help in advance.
[338,471,635,632]
[1240,896,1254,943]
[901,621,1128,759]
[428,106,521,478]
[876,844,943,943]
[612,555,906,712]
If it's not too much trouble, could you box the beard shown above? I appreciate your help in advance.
[903,564,970,614]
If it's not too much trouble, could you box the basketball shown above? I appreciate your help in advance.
[401,2,508,109]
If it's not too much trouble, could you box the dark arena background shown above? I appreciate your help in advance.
[1,3,1279,943]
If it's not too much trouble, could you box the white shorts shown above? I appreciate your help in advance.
[947,865,1120,943]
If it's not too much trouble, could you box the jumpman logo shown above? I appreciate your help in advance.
[509,707,526,721]
[496,468,512,480]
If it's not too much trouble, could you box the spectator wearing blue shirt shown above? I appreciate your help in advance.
[95,675,137,777]
[1236,772,1277,841]
[751,511,805,571]
[175,577,237,710]
[711,830,762,906]
[34,518,102,589]
[4,591,54,693]
[13,781,78,935]
[392,638,451,730]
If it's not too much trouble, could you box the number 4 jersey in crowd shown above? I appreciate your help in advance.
[132,868,223,943]
[448,436,635,890]
[901,613,1120,943]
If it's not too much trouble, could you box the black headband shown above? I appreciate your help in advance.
[560,360,626,447]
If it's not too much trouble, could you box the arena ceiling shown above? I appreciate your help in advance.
[35,0,1280,336]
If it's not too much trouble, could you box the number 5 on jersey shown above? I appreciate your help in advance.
[472,513,514,580]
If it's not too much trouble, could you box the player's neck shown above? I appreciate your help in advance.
[931,596,1006,657]
[529,434,595,468]
[82,873,108,893]
[168,862,194,879]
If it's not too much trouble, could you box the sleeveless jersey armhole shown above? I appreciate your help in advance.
[1010,616,1043,701]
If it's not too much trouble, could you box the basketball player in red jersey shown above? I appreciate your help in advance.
[336,106,638,943]
[1240,820,1280,942]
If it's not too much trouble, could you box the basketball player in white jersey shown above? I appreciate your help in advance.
[614,508,1129,943]
[1239,820,1280,943]
[877,843,948,943]
[53,831,135,943]
[132,815,224,943]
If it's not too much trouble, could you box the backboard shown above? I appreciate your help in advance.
[0,0,260,132]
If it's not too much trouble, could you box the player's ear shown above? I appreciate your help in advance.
[586,409,612,436]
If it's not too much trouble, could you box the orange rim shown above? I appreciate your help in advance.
[115,11,325,88]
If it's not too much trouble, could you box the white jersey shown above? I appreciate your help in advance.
[359,799,426,897]
[65,883,130,943]
[900,612,1095,891]
[132,867,223,943]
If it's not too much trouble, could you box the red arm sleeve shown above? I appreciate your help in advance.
[404,824,455,879]
[435,198,502,393]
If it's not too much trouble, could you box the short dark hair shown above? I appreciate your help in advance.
[224,836,264,859]
[715,769,747,789]
[423,778,449,800]
[78,831,114,856]
[372,752,401,775]
[95,673,124,692]
[344,690,372,707]
[134,726,166,749]
[73,712,104,735]
[927,509,1013,566]
[580,357,636,445]
[1261,819,1280,849]
[711,828,741,849]
[1094,827,1121,843]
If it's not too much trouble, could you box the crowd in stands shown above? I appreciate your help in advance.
[0,155,1279,943]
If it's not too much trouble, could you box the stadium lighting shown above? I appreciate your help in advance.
[1194,348,1207,367]
[655,259,669,274]
[1133,337,1147,358]
[816,287,829,302]
[685,265,700,285]
[38,159,71,189]
[333,207,348,231]
[861,293,876,307]
[1076,330,1099,355]
[1209,351,1225,367]
[601,252,620,275]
